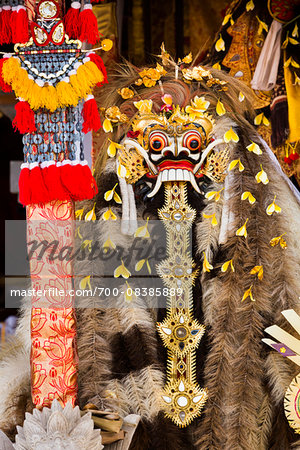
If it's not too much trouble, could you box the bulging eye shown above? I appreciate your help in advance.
[149,132,167,151]
[183,131,202,151]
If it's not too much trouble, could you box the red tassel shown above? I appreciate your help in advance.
[42,163,70,201]
[61,162,98,200]
[19,165,31,205]
[13,100,36,134]
[79,5,99,45]
[11,6,29,44]
[64,1,80,38]
[88,53,107,87]
[0,58,11,92]
[82,95,101,134]
[0,7,12,44]
[28,166,50,204]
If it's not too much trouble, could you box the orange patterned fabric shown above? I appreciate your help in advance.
[27,200,78,408]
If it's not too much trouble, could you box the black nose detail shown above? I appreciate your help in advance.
[163,150,173,157]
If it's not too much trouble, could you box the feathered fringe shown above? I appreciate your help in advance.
[2,57,104,111]
[0,297,32,439]
[19,161,98,206]
[105,366,164,422]
[194,130,300,449]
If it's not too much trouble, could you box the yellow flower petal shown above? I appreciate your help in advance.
[292,23,298,38]
[250,265,263,281]
[242,285,255,302]
[113,191,122,204]
[134,99,153,113]
[246,141,262,155]
[104,187,116,202]
[239,91,245,102]
[79,275,91,290]
[215,34,225,52]
[75,208,84,220]
[107,141,116,157]
[135,259,145,271]
[134,218,150,238]
[280,237,287,248]
[117,162,128,178]
[222,13,232,26]
[124,281,136,303]
[224,127,239,143]
[146,259,152,274]
[114,261,131,279]
[289,37,299,45]
[118,87,134,99]
[228,158,244,172]
[256,16,268,34]
[103,118,113,133]
[236,218,248,238]
[255,165,269,184]
[203,252,213,273]
[75,226,83,239]
[203,213,218,227]
[246,0,254,11]
[85,203,96,221]
[270,234,287,248]
[181,52,193,64]
[212,62,221,70]
[103,238,116,250]
[262,115,270,126]
[241,191,256,204]
[221,259,234,273]
[254,113,263,125]
[82,239,92,252]
[216,99,226,116]
[266,195,281,215]
[205,188,224,202]
[102,208,117,221]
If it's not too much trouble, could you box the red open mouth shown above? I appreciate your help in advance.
[157,160,194,172]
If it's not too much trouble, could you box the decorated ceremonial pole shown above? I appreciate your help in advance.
[0,0,109,407]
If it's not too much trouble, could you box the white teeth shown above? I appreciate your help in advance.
[169,169,176,181]
[147,172,162,198]
[183,170,190,181]
[147,169,201,197]
[176,169,183,180]
[162,171,169,182]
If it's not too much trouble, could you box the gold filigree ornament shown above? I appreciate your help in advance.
[157,312,205,358]
[118,144,149,183]
[156,182,207,427]
[199,145,231,183]
[162,377,208,427]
